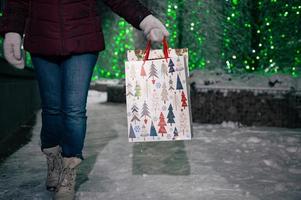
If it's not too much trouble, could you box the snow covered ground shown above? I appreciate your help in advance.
[0,91,300,200]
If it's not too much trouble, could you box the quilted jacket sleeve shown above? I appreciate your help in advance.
[0,0,29,37]
[102,0,152,30]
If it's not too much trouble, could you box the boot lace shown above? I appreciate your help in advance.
[46,151,62,177]
[60,167,76,191]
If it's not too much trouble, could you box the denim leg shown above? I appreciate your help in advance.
[60,52,98,160]
[31,54,63,151]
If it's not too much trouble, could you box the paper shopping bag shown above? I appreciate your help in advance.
[125,39,192,142]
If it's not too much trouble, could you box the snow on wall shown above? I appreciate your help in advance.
[189,69,301,95]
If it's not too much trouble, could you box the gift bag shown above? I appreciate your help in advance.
[125,38,192,142]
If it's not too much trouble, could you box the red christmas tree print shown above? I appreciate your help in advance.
[181,91,188,109]
[158,112,167,137]
[140,65,146,78]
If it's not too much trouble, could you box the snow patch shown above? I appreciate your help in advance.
[247,137,262,143]
[286,137,299,143]
[87,90,107,104]
[263,159,280,169]
[288,168,301,174]
[286,147,298,153]
[221,121,242,129]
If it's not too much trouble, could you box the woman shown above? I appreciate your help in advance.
[0,0,169,199]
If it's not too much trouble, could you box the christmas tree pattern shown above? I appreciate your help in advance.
[180,110,187,135]
[181,91,188,109]
[161,60,168,79]
[148,62,158,84]
[150,121,158,139]
[130,65,136,80]
[126,82,134,97]
[176,74,183,91]
[174,91,179,111]
[143,81,149,99]
[140,65,147,78]
[135,82,141,99]
[158,112,167,137]
[140,63,148,98]
[168,76,175,91]
[168,59,175,75]
[152,91,160,113]
[173,127,179,140]
[140,124,149,141]
[126,54,192,142]
[131,104,140,124]
[167,104,176,126]
[161,82,168,104]
[176,57,184,71]
[129,124,136,141]
[141,101,151,123]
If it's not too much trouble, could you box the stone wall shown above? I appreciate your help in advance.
[105,80,301,128]
[190,87,301,128]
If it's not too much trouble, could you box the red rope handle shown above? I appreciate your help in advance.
[143,37,169,63]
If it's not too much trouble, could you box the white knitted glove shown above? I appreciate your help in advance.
[139,15,169,42]
[3,32,25,69]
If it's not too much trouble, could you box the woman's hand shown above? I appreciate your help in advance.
[3,32,25,69]
[139,15,169,42]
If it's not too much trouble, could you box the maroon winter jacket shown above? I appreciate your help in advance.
[0,0,151,56]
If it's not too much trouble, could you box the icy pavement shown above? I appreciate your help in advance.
[0,91,300,200]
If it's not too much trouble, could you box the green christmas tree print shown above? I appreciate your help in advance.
[135,82,141,99]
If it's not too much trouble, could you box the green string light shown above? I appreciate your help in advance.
[0,1,300,78]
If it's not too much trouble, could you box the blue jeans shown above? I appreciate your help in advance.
[31,51,98,160]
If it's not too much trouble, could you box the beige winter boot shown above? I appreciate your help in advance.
[54,157,82,200]
[42,145,63,191]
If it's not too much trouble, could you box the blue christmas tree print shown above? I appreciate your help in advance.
[173,127,179,140]
[168,59,175,75]
[129,124,136,141]
[150,121,158,139]
[176,74,183,90]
